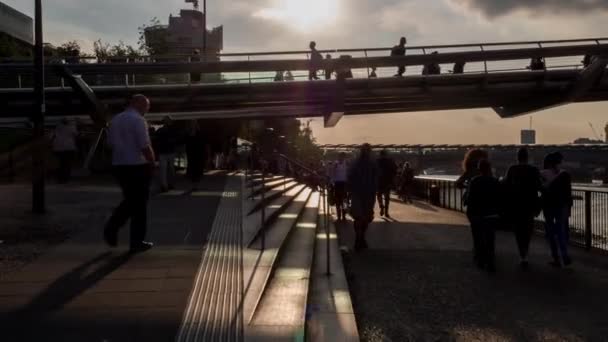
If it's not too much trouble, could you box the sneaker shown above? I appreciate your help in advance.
[130,241,154,253]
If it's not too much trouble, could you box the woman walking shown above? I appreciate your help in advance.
[541,152,573,267]
[457,149,489,265]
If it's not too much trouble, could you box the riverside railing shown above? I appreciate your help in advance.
[414,176,608,253]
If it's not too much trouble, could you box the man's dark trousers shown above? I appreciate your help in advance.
[105,165,151,246]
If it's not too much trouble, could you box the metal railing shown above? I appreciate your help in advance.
[246,152,332,275]
[414,176,608,253]
[2,37,607,88]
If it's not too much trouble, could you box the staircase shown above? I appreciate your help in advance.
[242,163,359,341]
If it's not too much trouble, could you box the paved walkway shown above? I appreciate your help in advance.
[0,173,227,342]
[337,199,608,342]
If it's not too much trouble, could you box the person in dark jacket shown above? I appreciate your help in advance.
[503,147,542,268]
[309,41,323,80]
[391,37,407,77]
[541,152,573,267]
[348,144,378,251]
[376,150,397,217]
[466,160,502,272]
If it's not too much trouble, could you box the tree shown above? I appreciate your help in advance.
[94,39,140,61]
[138,17,169,56]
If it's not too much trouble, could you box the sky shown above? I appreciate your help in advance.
[4,0,608,144]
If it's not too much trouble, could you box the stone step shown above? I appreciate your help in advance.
[246,181,300,216]
[247,192,320,341]
[242,188,313,333]
[306,201,360,342]
[243,183,306,247]
[247,178,293,199]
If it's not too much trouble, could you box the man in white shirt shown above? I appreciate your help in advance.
[52,118,78,183]
[104,94,156,253]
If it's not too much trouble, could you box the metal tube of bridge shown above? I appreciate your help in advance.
[32,0,46,214]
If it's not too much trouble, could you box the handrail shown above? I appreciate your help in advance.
[4,43,606,76]
[277,153,325,181]
[320,144,608,150]
[3,37,606,62]
[414,175,608,193]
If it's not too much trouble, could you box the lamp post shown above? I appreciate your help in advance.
[202,0,207,60]
[32,0,46,214]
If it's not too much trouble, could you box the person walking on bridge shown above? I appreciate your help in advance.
[377,150,397,217]
[104,94,155,253]
[51,118,79,184]
[348,144,378,251]
[503,147,542,269]
[391,37,407,77]
[308,41,323,80]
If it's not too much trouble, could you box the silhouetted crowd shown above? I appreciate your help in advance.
[457,147,573,273]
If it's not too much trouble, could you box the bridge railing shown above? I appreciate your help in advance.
[413,176,608,253]
[2,37,607,88]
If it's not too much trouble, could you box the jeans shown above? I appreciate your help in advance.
[469,215,498,267]
[105,165,151,246]
[159,153,175,189]
[513,215,535,259]
[543,206,571,263]
[377,188,391,213]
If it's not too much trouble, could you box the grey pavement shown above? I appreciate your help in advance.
[337,199,608,342]
[0,173,227,342]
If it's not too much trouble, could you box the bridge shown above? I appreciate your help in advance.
[2,37,608,128]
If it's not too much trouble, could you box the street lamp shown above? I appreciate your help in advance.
[32,0,46,214]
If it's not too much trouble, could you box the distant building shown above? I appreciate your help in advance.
[521,129,536,145]
[0,2,33,57]
[144,6,223,59]
[573,138,604,145]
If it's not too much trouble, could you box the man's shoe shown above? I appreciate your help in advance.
[379,208,385,217]
[130,241,154,253]
[103,229,118,247]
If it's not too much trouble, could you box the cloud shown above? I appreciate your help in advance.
[451,0,608,17]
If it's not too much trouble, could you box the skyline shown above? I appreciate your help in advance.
[3,0,608,144]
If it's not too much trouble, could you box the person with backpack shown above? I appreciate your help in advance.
[391,37,407,77]
[465,160,503,273]
[503,148,542,269]
[422,51,441,75]
[399,162,415,203]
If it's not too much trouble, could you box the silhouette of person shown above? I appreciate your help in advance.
[422,51,441,75]
[457,149,489,265]
[154,116,179,193]
[370,67,378,78]
[104,94,155,253]
[348,144,378,251]
[391,37,407,77]
[190,49,201,83]
[51,118,79,184]
[541,152,573,268]
[324,54,333,80]
[503,148,541,268]
[376,150,397,217]
[465,159,502,273]
[274,70,284,82]
[399,162,415,203]
[528,57,545,71]
[308,41,323,80]
[331,152,349,221]
[285,70,295,81]
[336,55,354,79]
[452,61,465,74]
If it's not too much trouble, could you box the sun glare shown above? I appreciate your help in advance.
[254,0,340,32]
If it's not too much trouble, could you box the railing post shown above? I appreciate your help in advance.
[261,167,266,251]
[480,45,488,74]
[325,183,331,276]
[585,191,592,251]
[364,50,370,78]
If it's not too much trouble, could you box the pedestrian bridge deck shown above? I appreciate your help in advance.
[0,177,607,341]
